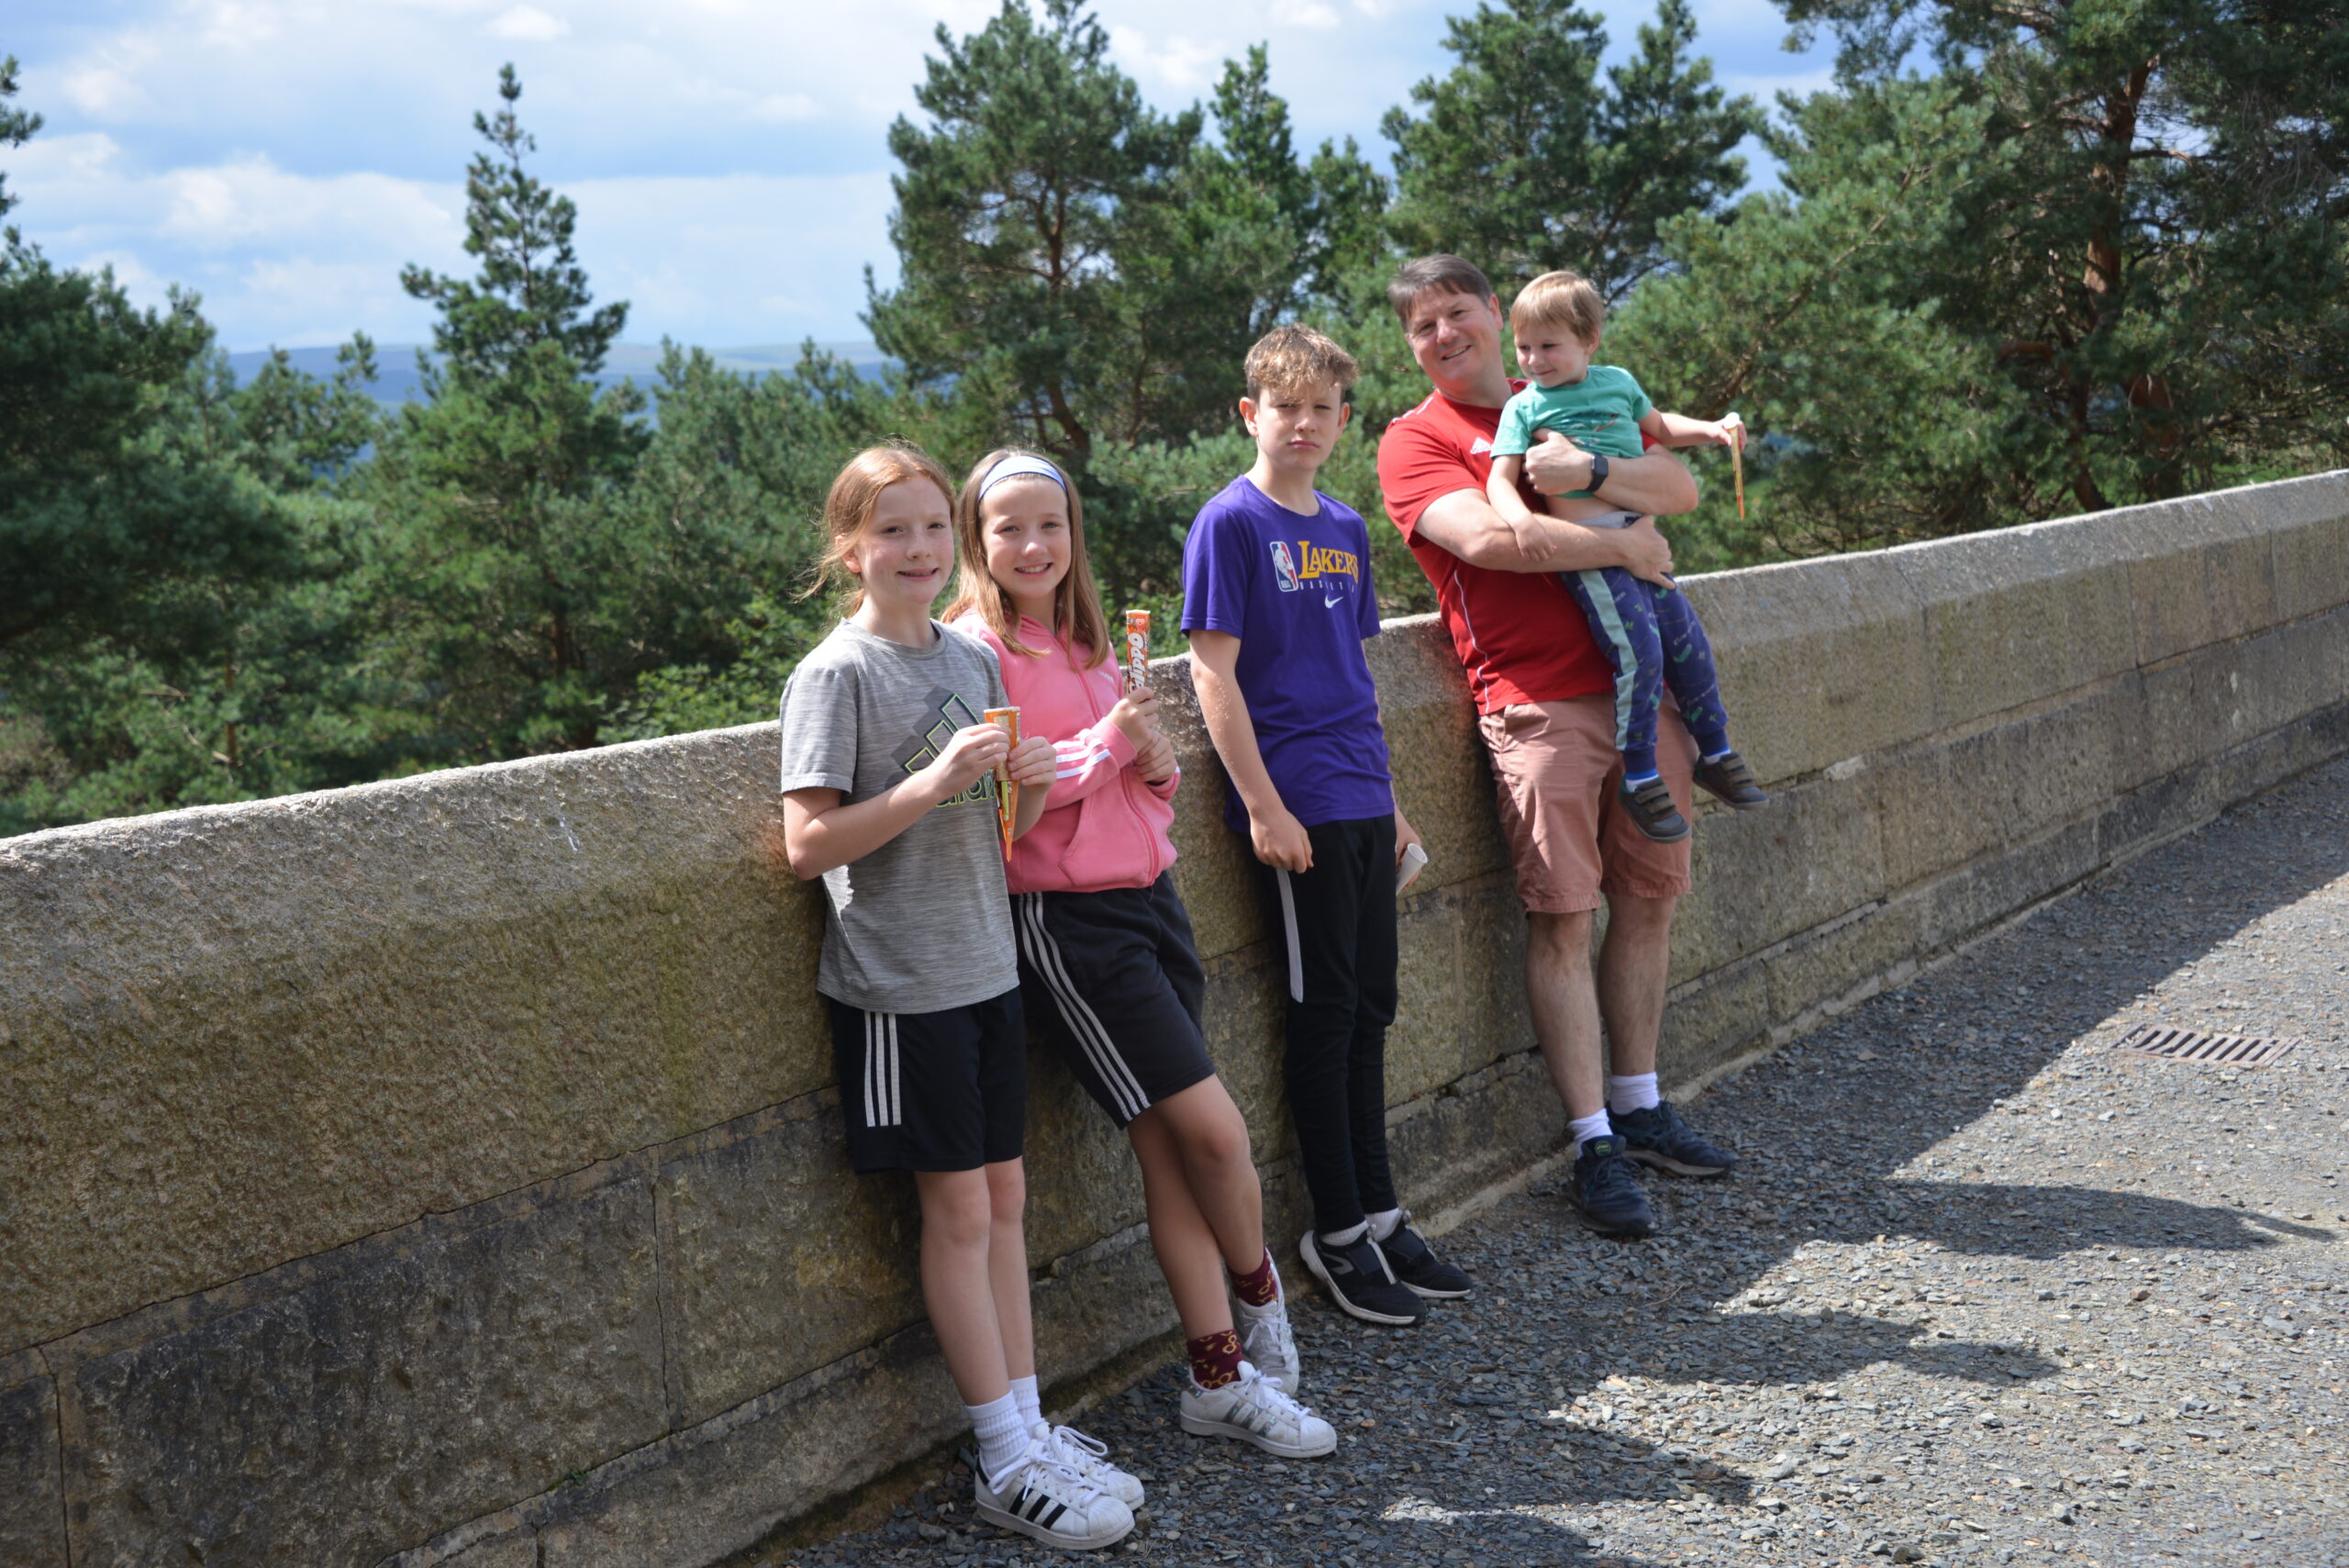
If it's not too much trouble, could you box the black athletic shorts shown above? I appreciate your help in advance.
[826,987,1027,1173]
[1013,874,1215,1129]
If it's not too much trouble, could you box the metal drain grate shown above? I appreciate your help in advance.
[2112,1024,2298,1067]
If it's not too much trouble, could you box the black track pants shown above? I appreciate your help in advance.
[1265,814,1399,1236]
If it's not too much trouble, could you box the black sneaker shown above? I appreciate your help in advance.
[1614,1098,1738,1177]
[1570,1134,1654,1237]
[1618,773,1690,841]
[1375,1212,1473,1299]
[1693,750,1769,809]
[1298,1229,1427,1326]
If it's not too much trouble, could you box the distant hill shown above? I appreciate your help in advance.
[222,341,893,406]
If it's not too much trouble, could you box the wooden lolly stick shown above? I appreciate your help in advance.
[1724,411,1747,520]
[1124,609,1151,694]
[984,706,1020,860]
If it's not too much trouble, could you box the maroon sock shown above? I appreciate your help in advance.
[1188,1329,1244,1390]
[1230,1250,1280,1308]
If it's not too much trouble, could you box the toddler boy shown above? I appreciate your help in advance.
[1485,269,1770,842]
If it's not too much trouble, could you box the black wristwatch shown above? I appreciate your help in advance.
[1586,453,1610,495]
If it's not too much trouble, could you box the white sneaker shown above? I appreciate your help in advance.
[1179,1362,1338,1458]
[1033,1421,1144,1507]
[974,1440,1134,1551]
[1235,1291,1303,1395]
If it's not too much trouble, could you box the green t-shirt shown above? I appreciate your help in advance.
[1492,366,1653,500]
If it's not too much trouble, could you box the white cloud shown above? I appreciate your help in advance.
[1269,0,1341,27]
[1106,26,1232,95]
[748,93,821,124]
[490,6,572,41]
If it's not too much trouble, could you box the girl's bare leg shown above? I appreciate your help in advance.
[1152,1075,1266,1273]
[914,1167,1011,1406]
[983,1157,1036,1383]
[1127,1074,1269,1340]
[1129,1106,1236,1340]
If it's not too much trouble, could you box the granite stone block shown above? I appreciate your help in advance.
[652,1098,927,1431]
[0,1360,63,1568]
[60,1173,664,1568]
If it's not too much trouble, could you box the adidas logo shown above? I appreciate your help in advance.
[1470,437,1493,455]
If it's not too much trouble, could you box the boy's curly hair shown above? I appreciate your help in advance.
[1243,324,1360,404]
[1509,270,1607,347]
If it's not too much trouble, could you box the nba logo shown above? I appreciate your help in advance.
[1269,539,1300,592]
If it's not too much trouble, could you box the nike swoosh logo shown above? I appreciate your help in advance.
[1325,594,1343,607]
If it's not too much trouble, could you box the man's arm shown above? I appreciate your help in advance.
[1412,487,1677,584]
[1524,429,1699,517]
[1186,629,1312,872]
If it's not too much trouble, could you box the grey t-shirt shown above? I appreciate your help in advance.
[778,618,1018,1014]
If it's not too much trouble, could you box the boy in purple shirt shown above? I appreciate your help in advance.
[1184,326,1474,1329]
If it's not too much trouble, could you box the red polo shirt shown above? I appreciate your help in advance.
[1376,384,1618,716]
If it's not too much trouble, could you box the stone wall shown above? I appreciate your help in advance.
[4,473,2344,1567]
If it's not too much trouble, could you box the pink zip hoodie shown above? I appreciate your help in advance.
[952,614,1179,895]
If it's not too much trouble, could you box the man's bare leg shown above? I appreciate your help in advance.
[1594,892,1676,1076]
[1525,909,1607,1121]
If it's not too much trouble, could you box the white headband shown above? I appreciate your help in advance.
[977,453,1068,503]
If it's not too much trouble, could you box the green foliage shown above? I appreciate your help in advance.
[356,65,657,759]
[1613,78,2047,556]
[1384,0,1763,299]
[8,0,2343,834]
[1675,0,2349,543]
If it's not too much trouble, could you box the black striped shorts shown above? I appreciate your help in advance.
[1014,874,1214,1129]
[825,988,1026,1173]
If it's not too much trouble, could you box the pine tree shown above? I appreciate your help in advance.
[1383,0,1761,299]
[360,65,651,760]
[1790,0,2349,511]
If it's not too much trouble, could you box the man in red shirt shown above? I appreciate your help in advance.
[1375,254,1737,1238]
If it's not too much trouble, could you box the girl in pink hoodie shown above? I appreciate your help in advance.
[947,449,1335,1462]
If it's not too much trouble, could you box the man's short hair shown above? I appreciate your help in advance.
[1509,270,1606,347]
[1244,324,1360,403]
[1387,254,1496,323]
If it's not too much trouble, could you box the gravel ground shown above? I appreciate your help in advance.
[790,756,2349,1568]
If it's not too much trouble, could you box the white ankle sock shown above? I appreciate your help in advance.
[1568,1109,1613,1154]
[1702,749,1732,763]
[1319,1218,1369,1247]
[1008,1373,1041,1432]
[969,1391,1029,1479]
[1607,1072,1661,1116]
[1624,770,1662,784]
[1365,1207,1405,1242]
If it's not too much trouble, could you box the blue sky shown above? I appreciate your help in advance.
[4,0,1830,353]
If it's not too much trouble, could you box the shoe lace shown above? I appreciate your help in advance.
[1234,1363,1319,1428]
[1585,1148,1643,1199]
[1040,1424,1116,1478]
[1239,1307,1294,1365]
[997,1442,1107,1508]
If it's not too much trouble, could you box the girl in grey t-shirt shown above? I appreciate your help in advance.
[776,445,1135,1551]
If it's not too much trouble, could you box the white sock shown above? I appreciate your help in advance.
[969,1390,1028,1479]
[1008,1373,1042,1432]
[1607,1072,1661,1117]
[1568,1109,1613,1155]
[1319,1218,1369,1247]
[1624,770,1662,784]
[1365,1207,1405,1242]
[1702,749,1733,763]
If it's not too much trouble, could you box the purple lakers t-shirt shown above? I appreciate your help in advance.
[1180,475,1395,830]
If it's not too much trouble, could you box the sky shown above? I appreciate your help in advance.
[3,0,1831,354]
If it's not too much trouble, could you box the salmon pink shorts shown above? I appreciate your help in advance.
[1476,694,1698,914]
